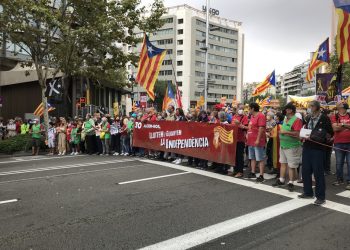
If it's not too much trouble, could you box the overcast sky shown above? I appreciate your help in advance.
[142,0,333,83]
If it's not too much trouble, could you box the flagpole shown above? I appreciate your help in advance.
[204,0,210,111]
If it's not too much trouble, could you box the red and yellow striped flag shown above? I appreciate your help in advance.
[334,1,350,64]
[136,34,167,100]
[343,85,350,94]
[252,70,275,97]
[33,102,55,117]
[271,124,281,169]
[306,38,330,82]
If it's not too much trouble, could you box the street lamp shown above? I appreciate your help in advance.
[129,75,135,103]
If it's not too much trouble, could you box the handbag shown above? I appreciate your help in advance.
[81,131,86,141]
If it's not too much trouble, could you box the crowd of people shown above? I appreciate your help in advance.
[5,99,350,206]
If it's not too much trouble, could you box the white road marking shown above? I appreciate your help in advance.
[336,190,350,198]
[0,199,19,205]
[0,164,146,185]
[0,159,135,176]
[118,172,190,185]
[0,155,84,164]
[140,159,350,215]
[140,199,310,250]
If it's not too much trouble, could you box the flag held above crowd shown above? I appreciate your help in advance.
[334,0,350,64]
[33,102,55,117]
[252,70,275,97]
[162,81,176,111]
[136,34,167,100]
[306,38,330,82]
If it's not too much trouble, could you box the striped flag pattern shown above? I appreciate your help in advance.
[306,38,330,82]
[343,85,350,94]
[175,82,183,108]
[33,102,55,117]
[214,126,234,144]
[334,0,350,64]
[136,34,167,100]
[252,70,275,97]
[259,96,272,107]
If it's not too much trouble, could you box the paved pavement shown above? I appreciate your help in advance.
[0,154,350,250]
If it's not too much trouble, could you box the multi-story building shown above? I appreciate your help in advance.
[277,60,316,98]
[128,4,244,110]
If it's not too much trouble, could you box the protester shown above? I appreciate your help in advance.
[246,103,267,183]
[47,122,56,155]
[272,103,302,192]
[100,116,111,155]
[331,102,350,189]
[30,118,42,156]
[299,101,333,206]
[21,120,30,134]
[120,117,130,156]
[83,114,96,155]
[232,107,249,178]
[6,119,17,138]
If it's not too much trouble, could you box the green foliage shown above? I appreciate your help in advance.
[327,40,350,90]
[0,134,45,154]
[0,0,166,88]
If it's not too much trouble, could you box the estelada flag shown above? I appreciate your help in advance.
[343,85,350,94]
[136,34,167,100]
[333,0,350,64]
[259,96,272,107]
[162,81,176,111]
[252,70,275,97]
[33,102,55,117]
[306,38,330,82]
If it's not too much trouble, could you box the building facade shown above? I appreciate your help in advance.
[128,4,244,110]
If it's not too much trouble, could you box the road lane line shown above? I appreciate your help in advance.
[140,199,309,250]
[0,159,135,176]
[140,159,350,215]
[0,199,19,205]
[118,172,190,185]
[336,190,350,198]
[0,164,146,184]
[0,155,84,164]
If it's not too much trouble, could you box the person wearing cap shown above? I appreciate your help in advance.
[331,102,350,189]
[272,103,303,192]
[298,100,333,206]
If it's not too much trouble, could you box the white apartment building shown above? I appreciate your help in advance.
[127,4,244,110]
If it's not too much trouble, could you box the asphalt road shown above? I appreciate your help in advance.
[0,154,350,250]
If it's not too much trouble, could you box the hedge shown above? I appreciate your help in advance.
[0,134,46,154]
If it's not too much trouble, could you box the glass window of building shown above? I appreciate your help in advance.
[177,50,183,55]
[178,29,183,35]
[177,71,183,76]
[178,18,184,24]
[177,61,183,66]
[177,40,183,45]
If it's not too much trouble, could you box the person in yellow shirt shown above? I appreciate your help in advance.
[21,120,30,134]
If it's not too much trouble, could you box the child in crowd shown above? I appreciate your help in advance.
[47,122,56,155]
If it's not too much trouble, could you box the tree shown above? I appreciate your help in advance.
[1,0,165,137]
[327,39,350,90]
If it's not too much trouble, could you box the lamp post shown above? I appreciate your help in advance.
[204,0,209,111]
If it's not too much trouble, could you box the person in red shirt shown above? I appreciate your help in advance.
[232,108,249,178]
[331,102,350,189]
[246,103,266,183]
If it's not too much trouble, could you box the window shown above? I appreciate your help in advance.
[178,29,183,35]
[158,39,173,45]
[177,71,183,76]
[178,18,184,24]
[153,28,173,36]
[159,70,173,76]
[177,81,183,86]
[177,50,183,55]
[167,49,173,55]
[177,40,183,45]
[177,61,183,66]
[162,60,172,65]
[195,91,202,97]
[163,17,173,23]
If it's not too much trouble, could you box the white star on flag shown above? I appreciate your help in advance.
[147,46,154,54]
[318,48,326,58]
